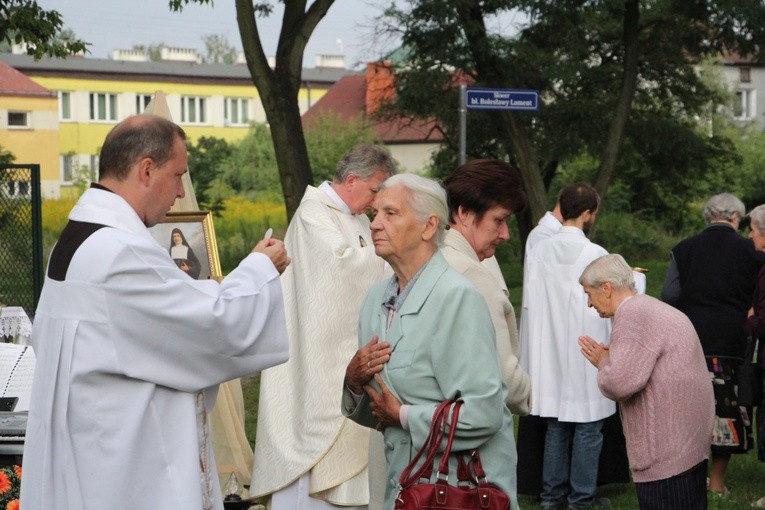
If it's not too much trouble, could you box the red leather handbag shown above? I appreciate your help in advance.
[394,401,511,510]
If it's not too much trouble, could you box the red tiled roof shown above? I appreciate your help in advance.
[370,116,444,143]
[303,69,444,144]
[303,75,366,124]
[0,59,55,97]
[720,50,763,65]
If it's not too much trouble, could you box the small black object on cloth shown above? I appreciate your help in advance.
[223,473,256,510]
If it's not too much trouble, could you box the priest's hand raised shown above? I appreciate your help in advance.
[253,238,290,274]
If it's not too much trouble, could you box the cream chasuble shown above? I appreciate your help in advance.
[251,185,387,505]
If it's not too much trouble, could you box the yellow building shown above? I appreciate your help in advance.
[0,59,59,198]
[0,51,351,198]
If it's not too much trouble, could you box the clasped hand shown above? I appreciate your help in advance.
[344,336,400,429]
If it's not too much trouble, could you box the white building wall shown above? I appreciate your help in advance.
[387,143,440,174]
[720,64,765,130]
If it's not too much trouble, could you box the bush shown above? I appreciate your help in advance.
[591,211,677,262]
[213,196,288,274]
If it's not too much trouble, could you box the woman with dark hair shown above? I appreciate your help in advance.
[441,159,531,416]
[169,227,201,279]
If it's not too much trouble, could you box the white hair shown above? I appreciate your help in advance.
[334,144,396,181]
[379,173,448,246]
[579,254,636,292]
[703,193,745,223]
[749,204,765,233]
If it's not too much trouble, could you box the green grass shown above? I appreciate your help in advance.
[241,256,765,508]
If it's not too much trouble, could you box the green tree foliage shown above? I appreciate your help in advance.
[0,146,15,165]
[205,114,378,203]
[170,0,336,220]
[186,136,235,213]
[216,123,281,201]
[0,0,88,58]
[201,34,238,65]
[304,111,379,183]
[377,0,765,238]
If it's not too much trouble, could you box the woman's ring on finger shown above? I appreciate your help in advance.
[367,360,371,368]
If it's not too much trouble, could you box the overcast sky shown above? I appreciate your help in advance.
[38,0,396,69]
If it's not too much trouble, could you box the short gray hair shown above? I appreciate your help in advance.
[750,204,765,233]
[334,144,396,182]
[579,254,636,292]
[703,193,745,223]
[379,174,448,246]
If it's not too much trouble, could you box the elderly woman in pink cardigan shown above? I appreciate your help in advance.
[578,254,714,510]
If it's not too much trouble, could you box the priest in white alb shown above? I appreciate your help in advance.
[21,115,291,510]
[251,145,396,509]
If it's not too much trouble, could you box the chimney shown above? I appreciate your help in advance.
[110,49,149,62]
[159,47,202,64]
[315,54,346,69]
[365,61,396,116]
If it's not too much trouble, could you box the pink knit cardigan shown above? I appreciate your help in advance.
[597,294,714,483]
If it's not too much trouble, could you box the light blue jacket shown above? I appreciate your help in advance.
[343,251,518,509]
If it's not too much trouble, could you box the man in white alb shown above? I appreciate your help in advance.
[523,182,615,510]
[251,145,396,510]
[21,115,290,510]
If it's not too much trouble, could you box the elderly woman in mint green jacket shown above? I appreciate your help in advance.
[342,173,517,510]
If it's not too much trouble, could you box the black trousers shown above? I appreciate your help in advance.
[634,459,708,510]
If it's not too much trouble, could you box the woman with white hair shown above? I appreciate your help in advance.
[661,192,765,495]
[342,173,517,509]
[580,254,714,509]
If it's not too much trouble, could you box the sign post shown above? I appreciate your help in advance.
[459,86,540,164]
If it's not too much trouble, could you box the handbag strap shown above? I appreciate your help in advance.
[398,401,451,488]
[435,401,462,479]
[470,448,488,482]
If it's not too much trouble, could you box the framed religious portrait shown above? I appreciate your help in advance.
[148,211,222,280]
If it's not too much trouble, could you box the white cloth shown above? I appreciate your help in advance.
[21,188,289,510]
[522,226,615,422]
[519,211,563,363]
[0,306,32,345]
[441,229,531,415]
[170,244,190,259]
[252,185,386,507]
[525,211,563,259]
[633,271,647,294]
[271,473,367,510]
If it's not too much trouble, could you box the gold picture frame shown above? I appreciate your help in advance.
[148,211,222,280]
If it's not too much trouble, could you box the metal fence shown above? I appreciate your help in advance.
[0,164,42,319]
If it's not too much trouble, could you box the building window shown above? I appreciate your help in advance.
[135,94,152,114]
[224,98,250,126]
[61,154,75,183]
[7,111,29,128]
[59,91,72,120]
[734,89,755,119]
[89,92,118,121]
[180,96,207,124]
[740,67,751,83]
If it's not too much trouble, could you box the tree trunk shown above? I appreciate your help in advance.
[235,0,334,220]
[456,2,548,244]
[264,83,313,219]
[593,0,640,199]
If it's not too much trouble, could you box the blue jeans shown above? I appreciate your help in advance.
[541,418,604,509]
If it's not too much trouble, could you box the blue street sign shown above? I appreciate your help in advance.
[465,87,540,111]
